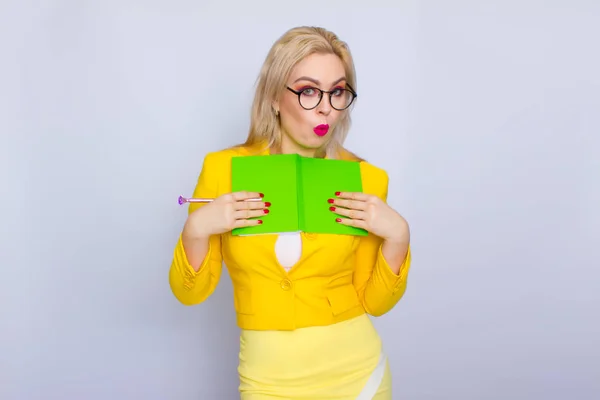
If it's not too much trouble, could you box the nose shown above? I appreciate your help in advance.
[316,94,332,116]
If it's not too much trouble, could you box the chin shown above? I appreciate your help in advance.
[283,129,330,153]
[301,134,328,147]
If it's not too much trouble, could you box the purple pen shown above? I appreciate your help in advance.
[178,195,216,205]
[178,195,262,205]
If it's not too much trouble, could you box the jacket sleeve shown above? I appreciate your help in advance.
[169,153,223,306]
[352,170,412,317]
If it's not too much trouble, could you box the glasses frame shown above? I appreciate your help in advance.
[286,84,358,111]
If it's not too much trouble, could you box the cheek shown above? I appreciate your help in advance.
[281,102,309,130]
[330,111,343,124]
[289,108,309,125]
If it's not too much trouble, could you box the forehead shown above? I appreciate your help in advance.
[288,52,346,84]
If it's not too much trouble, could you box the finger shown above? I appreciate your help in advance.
[335,216,368,230]
[231,191,264,202]
[334,191,370,201]
[233,200,270,211]
[233,218,263,228]
[329,206,366,220]
[329,197,367,211]
[233,208,269,220]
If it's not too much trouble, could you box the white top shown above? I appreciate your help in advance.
[274,233,302,271]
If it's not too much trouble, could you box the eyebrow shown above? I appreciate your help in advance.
[292,76,347,87]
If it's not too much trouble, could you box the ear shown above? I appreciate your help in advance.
[271,100,279,115]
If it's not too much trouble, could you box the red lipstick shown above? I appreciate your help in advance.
[313,124,329,136]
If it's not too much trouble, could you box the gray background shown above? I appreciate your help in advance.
[1,1,598,399]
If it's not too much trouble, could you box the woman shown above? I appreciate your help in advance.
[169,26,412,399]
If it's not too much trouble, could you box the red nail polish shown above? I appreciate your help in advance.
[329,206,336,211]
[335,192,341,196]
[259,193,264,198]
[264,202,271,207]
[263,209,269,214]
[258,220,263,224]
[327,198,334,204]
[335,218,342,222]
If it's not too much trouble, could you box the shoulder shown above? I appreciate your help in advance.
[338,147,389,186]
[201,148,239,169]
[359,161,389,200]
[200,143,261,170]
[359,161,388,184]
[196,144,264,194]
[338,147,389,199]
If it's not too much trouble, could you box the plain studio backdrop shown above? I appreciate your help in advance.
[1,1,599,399]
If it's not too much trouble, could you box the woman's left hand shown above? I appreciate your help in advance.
[328,192,409,243]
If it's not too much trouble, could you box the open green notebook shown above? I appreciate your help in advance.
[231,154,367,236]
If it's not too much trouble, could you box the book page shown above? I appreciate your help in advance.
[230,154,300,235]
[298,157,368,236]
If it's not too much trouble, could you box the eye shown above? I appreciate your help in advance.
[331,88,344,96]
[300,87,318,96]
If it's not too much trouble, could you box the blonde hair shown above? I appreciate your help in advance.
[235,26,362,161]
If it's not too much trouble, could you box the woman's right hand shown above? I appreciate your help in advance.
[183,191,269,238]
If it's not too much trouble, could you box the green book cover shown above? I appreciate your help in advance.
[231,154,367,236]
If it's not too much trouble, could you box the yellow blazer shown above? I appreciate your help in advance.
[169,143,412,330]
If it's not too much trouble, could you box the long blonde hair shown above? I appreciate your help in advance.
[235,26,362,161]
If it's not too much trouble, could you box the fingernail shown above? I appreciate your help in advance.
[263,209,269,214]
[258,220,263,224]
[335,218,342,222]
[327,199,334,204]
[259,193,264,197]
[264,202,271,207]
[335,192,340,196]
[329,206,336,211]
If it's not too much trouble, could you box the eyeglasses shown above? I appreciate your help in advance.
[286,85,357,111]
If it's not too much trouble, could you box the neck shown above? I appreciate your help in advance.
[274,137,326,158]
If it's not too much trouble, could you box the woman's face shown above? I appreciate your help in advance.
[276,52,352,156]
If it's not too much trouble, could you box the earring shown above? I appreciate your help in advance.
[274,109,279,117]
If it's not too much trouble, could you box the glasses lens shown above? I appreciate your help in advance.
[331,89,354,110]
[299,89,322,109]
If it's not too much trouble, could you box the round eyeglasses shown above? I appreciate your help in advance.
[286,85,357,111]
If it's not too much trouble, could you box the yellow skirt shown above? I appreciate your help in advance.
[238,314,392,399]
